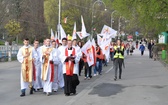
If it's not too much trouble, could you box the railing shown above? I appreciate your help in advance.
[0,45,22,62]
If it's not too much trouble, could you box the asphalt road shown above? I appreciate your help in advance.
[0,48,168,105]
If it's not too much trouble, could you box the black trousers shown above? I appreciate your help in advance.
[141,51,144,55]
[84,62,92,78]
[79,59,84,76]
[63,74,80,94]
[114,58,123,78]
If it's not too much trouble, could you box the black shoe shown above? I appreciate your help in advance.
[30,88,33,94]
[114,77,117,81]
[119,77,121,79]
[65,93,70,96]
[20,93,25,97]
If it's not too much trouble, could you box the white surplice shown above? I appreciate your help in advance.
[72,45,82,75]
[32,47,43,90]
[52,48,61,91]
[57,45,67,88]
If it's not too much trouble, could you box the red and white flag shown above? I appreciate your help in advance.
[77,15,90,39]
[50,29,55,40]
[55,31,59,47]
[100,25,117,38]
[100,39,111,62]
[91,39,96,66]
[81,40,94,66]
[97,35,103,46]
[72,22,77,40]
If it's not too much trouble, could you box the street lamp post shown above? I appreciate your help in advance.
[117,16,122,39]
[111,10,116,29]
[91,0,107,40]
[57,0,61,40]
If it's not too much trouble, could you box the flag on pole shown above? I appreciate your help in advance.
[60,24,67,40]
[91,39,96,66]
[50,29,55,40]
[100,39,111,62]
[81,40,94,66]
[97,35,103,46]
[101,25,117,38]
[72,22,77,40]
[55,31,59,47]
[77,15,90,39]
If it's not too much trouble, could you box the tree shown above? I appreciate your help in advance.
[4,20,22,44]
[112,0,168,38]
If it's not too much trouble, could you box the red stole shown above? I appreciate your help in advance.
[50,61,54,82]
[65,48,75,76]
[32,61,36,81]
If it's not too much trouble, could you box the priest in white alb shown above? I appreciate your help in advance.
[17,38,34,97]
[57,38,68,88]
[40,38,54,96]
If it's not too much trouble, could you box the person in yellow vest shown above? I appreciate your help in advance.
[17,38,34,97]
[113,39,124,81]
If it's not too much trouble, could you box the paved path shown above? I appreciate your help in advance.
[0,48,168,105]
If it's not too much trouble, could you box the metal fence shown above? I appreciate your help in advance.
[0,45,22,62]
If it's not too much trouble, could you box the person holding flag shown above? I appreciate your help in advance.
[94,43,104,76]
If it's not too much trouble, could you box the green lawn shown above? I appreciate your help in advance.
[0,41,4,45]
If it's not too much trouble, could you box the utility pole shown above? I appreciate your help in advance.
[16,0,20,44]
[57,0,61,41]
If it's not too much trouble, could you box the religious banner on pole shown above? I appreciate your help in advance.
[72,22,77,40]
[50,29,55,40]
[81,40,94,66]
[60,24,67,40]
[77,15,90,39]
[100,25,117,38]
[100,39,111,62]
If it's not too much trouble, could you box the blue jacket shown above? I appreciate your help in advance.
[139,45,145,51]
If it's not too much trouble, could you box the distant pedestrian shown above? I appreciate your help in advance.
[151,43,159,61]
[126,42,130,55]
[136,40,139,49]
[148,40,154,58]
[139,44,145,56]
[129,42,135,55]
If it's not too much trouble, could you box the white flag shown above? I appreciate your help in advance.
[97,35,103,46]
[51,29,55,40]
[77,15,90,39]
[91,39,96,65]
[60,24,67,40]
[101,25,117,38]
[81,40,94,66]
[72,22,77,40]
[55,31,59,47]
[100,39,111,62]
